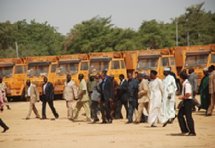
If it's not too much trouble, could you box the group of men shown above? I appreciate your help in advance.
[83,68,178,126]
[1,64,215,134]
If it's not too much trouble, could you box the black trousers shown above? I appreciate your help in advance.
[178,99,196,134]
[0,118,9,130]
[91,100,100,120]
[128,100,137,122]
[101,99,112,122]
[115,99,129,119]
[42,100,58,118]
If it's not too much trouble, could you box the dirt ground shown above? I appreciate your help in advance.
[0,96,214,148]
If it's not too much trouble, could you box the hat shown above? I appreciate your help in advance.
[164,67,171,71]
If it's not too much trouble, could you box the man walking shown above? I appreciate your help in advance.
[207,65,215,116]
[41,76,59,119]
[188,68,201,111]
[135,73,149,124]
[0,77,11,110]
[25,80,40,120]
[73,74,91,121]
[0,89,9,133]
[162,68,177,126]
[100,70,113,124]
[116,74,129,119]
[127,72,138,124]
[148,70,164,127]
[63,74,78,121]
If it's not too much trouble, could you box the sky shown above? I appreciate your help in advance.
[0,0,215,35]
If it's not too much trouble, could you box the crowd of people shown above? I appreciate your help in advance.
[0,65,215,136]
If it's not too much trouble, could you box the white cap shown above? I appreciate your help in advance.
[164,67,171,71]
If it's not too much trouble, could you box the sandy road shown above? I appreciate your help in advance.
[0,97,214,148]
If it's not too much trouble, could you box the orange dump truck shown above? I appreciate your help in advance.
[174,45,211,85]
[54,54,89,94]
[89,52,127,83]
[124,49,178,79]
[0,58,26,99]
[26,56,58,95]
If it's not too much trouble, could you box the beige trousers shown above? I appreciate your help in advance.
[66,101,74,119]
[136,102,149,122]
[26,102,40,118]
[207,93,215,115]
[73,101,91,120]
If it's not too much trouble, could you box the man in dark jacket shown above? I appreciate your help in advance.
[100,70,113,124]
[41,76,59,119]
[115,74,129,119]
[127,72,139,123]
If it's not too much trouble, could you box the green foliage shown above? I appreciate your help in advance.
[0,20,64,58]
[0,2,215,58]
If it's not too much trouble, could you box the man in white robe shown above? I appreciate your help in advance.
[148,70,165,127]
[162,67,177,125]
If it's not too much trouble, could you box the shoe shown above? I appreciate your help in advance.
[55,113,59,119]
[126,121,132,124]
[6,105,11,110]
[25,117,30,120]
[187,132,196,136]
[2,127,9,133]
[198,106,201,111]
[206,113,212,116]
[100,120,107,124]
[68,118,74,121]
[133,121,140,124]
[41,117,47,120]
[36,116,40,119]
[107,120,112,124]
[163,120,169,127]
[92,119,99,123]
[151,124,157,127]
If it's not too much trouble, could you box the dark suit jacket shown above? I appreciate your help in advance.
[100,76,113,101]
[128,78,139,101]
[118,79,129,102]
[42,82,54,101]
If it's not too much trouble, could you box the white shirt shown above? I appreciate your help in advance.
[182,79,192,99]
[43,83,47,94]
[27,84,32,97]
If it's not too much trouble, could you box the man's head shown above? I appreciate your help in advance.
[26,79,31,87]
[203,68,208,76]
[66,74,71,82]
[127,72,133,80]
[43,76,48,83]
[78,73,84,81]
[119,74,125,81]
[208,65,215,73]
[101,70,107,80]
[163,67,171,76]
[134,71,139,78]
[179,71,188,81]
[150,70,157,80]
[188,68,194,74]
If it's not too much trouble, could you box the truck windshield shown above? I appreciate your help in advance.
[57,63,79,75]
[137,57,159,70]
[15,65,26,74]
[28,64,49,77]
[162,57,175,67]
[211,54,215,64]
[185,55,208,67]
[90,61,109,72]
[0,66,13,78]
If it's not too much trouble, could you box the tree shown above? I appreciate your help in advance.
[175,2,215,46]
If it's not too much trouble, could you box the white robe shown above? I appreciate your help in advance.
[162,75,177,120]
[148,78,165,125]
